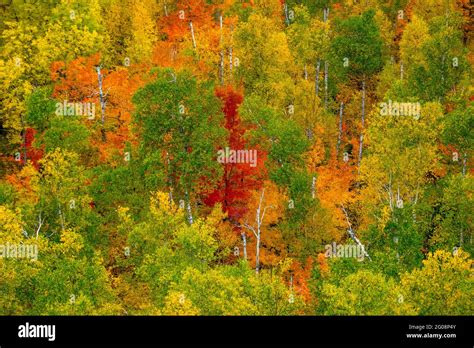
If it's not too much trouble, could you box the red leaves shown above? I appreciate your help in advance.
[204,86,266,221]
[22,128,43,169]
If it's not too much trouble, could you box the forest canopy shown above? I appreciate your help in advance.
[0,0,472,316]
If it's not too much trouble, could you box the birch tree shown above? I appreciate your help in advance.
[241,187,277,274]
[133,69,226,224]
[330,10,384,170]
[228,180,287,274]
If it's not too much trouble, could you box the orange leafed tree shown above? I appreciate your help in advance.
[51,54,144,162]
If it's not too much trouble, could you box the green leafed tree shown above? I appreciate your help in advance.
[133,69,226,224]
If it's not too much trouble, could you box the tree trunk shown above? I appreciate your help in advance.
[341,205,371,261]
[96,66,107,143]
[219,15,224,85]
[19,114,27,165]
[441,53,446,84]
[185,190,193,224]
[315,59,320,96]
[189,21,196,49]
[336,102,344,157]
[323,7,329,22]
[322,7,329,107]
[255,188,265,274]
[166,151,173,203]
[58,205,65,232]
[35,212,43,239]
[462,152,467,176]
[357,79,366,173]
[388,173,393,212]
[324,60,328,110]
[229,24,233,75]
[241,231,247,260]
[255,230,260,274]
[241,189,270,274]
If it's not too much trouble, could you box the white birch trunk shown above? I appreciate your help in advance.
[462,153,467,176]
[315,59,320,96]
[324,61,328,110]
[185,190,193,224]
[229,25,233,74]
[336,102,344,157]
[341,205,371,261]
[241,232,247,260]
[357,79,366,173]
[96,66,107,143]
[189,21,196,49]
[219,15,224,84]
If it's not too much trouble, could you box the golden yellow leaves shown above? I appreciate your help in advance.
[0,206,24,243]
[162,291,200,315]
